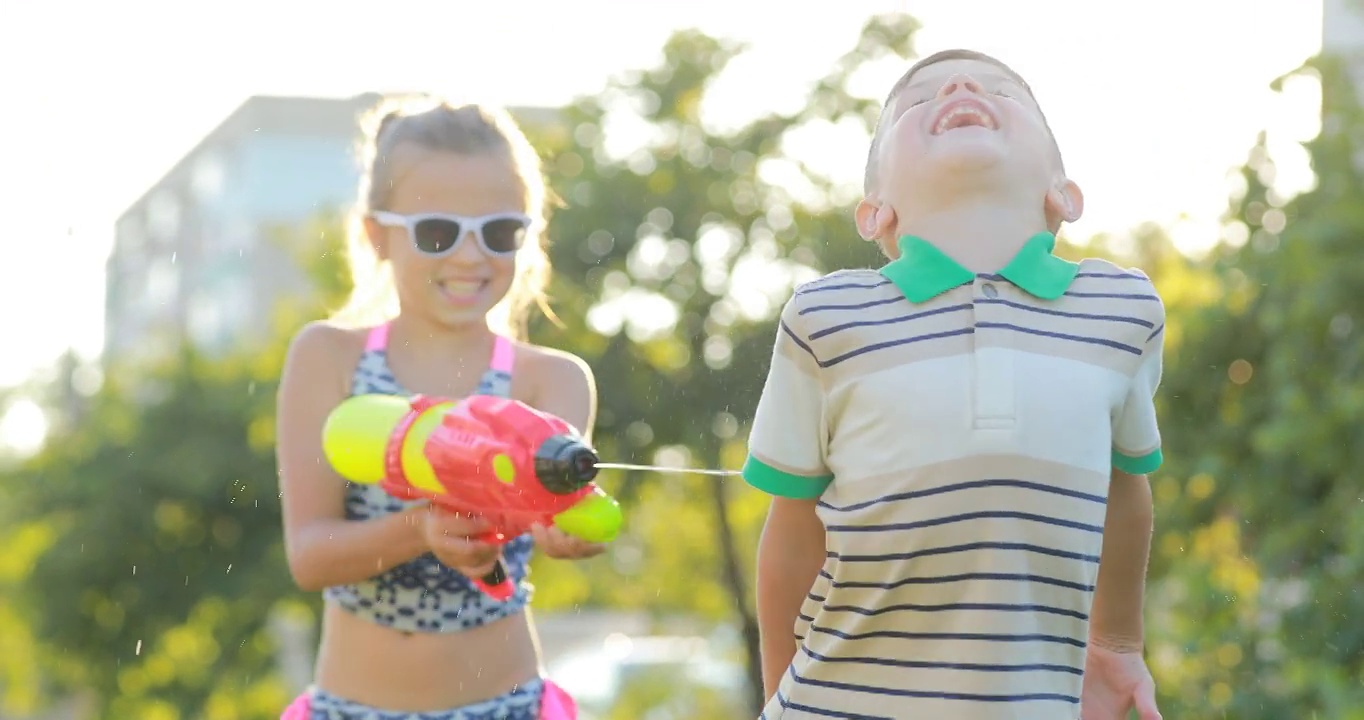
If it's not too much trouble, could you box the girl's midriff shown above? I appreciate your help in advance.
[313,602,541,711]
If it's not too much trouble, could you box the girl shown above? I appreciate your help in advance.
[276,95,601,720]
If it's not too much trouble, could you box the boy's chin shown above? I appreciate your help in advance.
[921,143,1011,173]
[899,148,1044,197]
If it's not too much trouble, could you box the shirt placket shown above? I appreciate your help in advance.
[971,274,1017,430]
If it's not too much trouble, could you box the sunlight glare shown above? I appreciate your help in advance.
[623,291,680,342]
[0,399,48,456]
[1170,217,1223,259]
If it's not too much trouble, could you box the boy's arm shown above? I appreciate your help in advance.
[1099,308,1165,651]
[1089,469,1153,651]
[757,497,825,700]
[743,294,833,702]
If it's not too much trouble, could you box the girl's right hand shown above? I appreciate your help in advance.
[421,506,503,578]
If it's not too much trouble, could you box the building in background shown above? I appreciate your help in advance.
[1324,0,1364,94]
[103,94,558,368]
[104,93,377,367]
[1323,0,1364,56]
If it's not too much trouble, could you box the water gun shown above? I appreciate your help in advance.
[321,393,623,600]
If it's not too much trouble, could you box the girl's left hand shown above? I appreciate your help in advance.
[530,523,608,560]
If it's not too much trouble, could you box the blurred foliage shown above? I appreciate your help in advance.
[0,335,315,719]
[599,668,747,720]
[1141,54,1364,718]
[1,13,1362,720]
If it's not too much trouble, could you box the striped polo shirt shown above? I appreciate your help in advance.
[743,232,1165,720]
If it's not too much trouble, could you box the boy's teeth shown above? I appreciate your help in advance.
[934,105,996,134]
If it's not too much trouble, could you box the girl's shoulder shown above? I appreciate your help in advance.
[282,320,372,390]
[506,340,597,438]
[507,340,594,388]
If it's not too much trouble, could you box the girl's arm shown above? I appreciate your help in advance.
[276,322,432,591]
[522,348,603,560]
[525,348,597,442]
[756,496,826,702]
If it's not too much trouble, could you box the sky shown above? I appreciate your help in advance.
[0,0,1327,406]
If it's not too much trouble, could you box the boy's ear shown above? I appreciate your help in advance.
[362,215,391,261]
[1044,179,1084,231]
[855,199,897,242]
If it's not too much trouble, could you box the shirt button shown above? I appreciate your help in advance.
[982,283,999,298]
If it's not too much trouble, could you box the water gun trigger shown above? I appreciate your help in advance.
[473,562,515,601]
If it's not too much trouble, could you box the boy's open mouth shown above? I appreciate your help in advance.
[931,99,998,135]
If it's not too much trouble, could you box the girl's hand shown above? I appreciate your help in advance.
[421,507,503,577]
[529,523,607,560]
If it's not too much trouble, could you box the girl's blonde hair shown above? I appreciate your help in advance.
[331,94,557,340]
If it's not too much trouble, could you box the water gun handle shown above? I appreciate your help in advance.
[473,560,515,601]
[379,397,517,600]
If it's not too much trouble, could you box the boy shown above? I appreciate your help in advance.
[744,49,1165,720]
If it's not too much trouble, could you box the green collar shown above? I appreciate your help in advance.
[878,231,1079,303]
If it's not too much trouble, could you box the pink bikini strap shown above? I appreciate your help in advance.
[490,335,515,374]
[365,322,390,352]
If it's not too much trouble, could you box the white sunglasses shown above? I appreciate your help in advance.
[370,210,531,257]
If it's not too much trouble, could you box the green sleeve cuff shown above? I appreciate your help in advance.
[1113,447,1163,475]
[742,455,832,499]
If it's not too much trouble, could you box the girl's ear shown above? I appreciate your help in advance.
[363,215,391,261]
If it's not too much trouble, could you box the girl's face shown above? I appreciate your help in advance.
[367,148,529,333]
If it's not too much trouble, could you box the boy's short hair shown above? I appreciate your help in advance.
[863,49,1063,194]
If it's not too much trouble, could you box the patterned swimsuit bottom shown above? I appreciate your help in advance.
[281,677,578,720]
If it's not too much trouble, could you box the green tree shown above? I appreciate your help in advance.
[9,347,303,719]
[0,218,349,720]
[1147,54,1364,718]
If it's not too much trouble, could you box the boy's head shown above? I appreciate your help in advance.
[857,49,1082,251]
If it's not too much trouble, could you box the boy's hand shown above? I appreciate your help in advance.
[1080,644,1162,720]
[530,522,606,560]
[421,507,503,577]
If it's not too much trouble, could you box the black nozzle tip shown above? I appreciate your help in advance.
[535,434,601,494]
[569,448,599,483]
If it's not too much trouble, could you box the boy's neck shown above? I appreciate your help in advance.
[894,200,1050,274]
